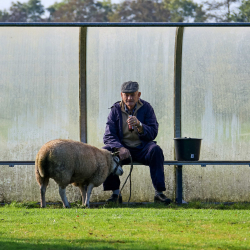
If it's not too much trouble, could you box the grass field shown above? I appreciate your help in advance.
[0,202,250,250]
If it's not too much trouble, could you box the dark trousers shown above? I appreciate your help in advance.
[103,141,166,192]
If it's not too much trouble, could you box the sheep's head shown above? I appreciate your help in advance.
[111,153,123,176]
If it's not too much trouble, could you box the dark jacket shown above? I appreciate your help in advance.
[103,99,159,150]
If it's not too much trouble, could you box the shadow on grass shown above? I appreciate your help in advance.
[0,238,249,250]
[3,201,250,210]
[93,201,250,210]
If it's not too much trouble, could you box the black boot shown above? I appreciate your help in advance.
[106,194,122,204]
[154,194,172,205]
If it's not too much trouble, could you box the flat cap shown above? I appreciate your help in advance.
[121,81,139,93]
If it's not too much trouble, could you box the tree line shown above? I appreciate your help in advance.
[0,0,249,23]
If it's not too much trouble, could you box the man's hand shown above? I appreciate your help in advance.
[127,116,140,127]
[127,116,143,133]
[118,147,130,161]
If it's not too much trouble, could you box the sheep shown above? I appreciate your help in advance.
[35,139,123,208]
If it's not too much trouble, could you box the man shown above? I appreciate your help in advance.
[103,81,172,205]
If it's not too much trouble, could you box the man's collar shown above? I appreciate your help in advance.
[124,102,137,115]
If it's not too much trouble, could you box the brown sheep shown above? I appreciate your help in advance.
[35,139,123,208]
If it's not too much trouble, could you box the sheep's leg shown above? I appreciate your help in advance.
[40,177,49,208]
[79,185,87,206]
[59,186,71,208]
[85,183,94,208]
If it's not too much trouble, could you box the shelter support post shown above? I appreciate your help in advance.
[79,27,87,143]
[175,165,183,204]
[174,26,184,204]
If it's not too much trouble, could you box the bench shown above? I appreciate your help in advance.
[1,160,250,204]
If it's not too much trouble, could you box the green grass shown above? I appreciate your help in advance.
[0,202,250,250]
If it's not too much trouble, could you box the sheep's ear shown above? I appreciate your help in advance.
[111,151,120,156]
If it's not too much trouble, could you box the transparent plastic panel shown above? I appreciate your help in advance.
[182,27,250,202]
[0,27,80,202]
[87,27,175,201]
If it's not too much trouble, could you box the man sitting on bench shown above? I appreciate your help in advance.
[103,81,172,205]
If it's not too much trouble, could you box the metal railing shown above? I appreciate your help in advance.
[1,22,250,27]
[2,160,250,167]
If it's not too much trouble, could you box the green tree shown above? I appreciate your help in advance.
[0,0,206,23]
[109,0,206,22]
[47,0,113,22]
[203,0,239,22]
[0,10,9,22]
[2,0,44,22]
[27,0,45,21]
[7,2,29,22]
[164,0,207,22]
[109,0,171,22]
[231,0,250,22]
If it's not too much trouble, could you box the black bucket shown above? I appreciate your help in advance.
[174,137,202,161]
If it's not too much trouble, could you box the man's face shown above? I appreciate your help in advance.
[121,91,141,110]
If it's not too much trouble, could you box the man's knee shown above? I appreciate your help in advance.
[145,144,164,166]
[150,145,164,157]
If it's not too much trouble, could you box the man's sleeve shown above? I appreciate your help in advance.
[103,108,124,149]
[138,105,159,142]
